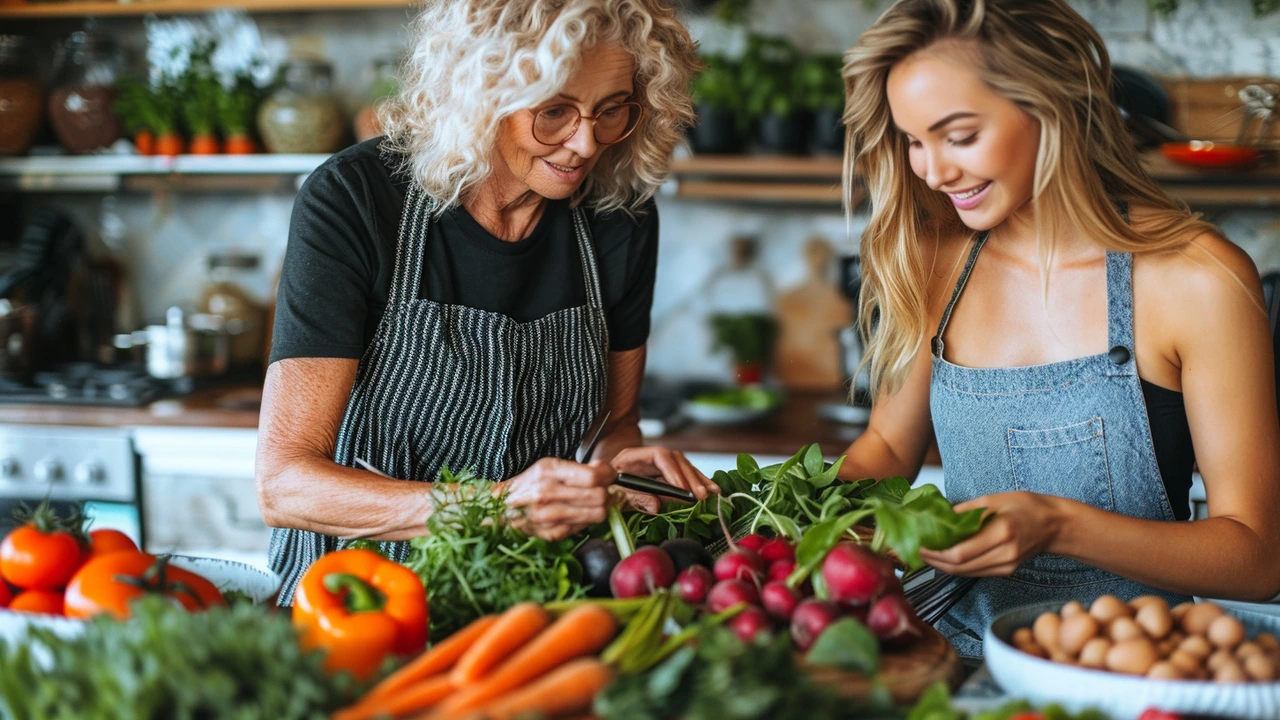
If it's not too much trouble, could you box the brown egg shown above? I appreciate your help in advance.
[1034,612,1063,653]
[1013,627,1035,647]
[1181,603,1225,635]
[1179,635,1214,659]
[1171,601,1195,622]
[1157,636,1182,656]
[1244,654,1276,682]
[1050,650,1075,665]
[1078,637,1112,669]
[1214,660,1247,684]
[1091,595,1132,624]
[1255,633,1280,654]
[1207,649,1236,673]
[1109,617,1146,643]
[1146,661,1183,680]
[1167,649,1203,677]
[1236,641,1264,660]
[1207,615,1246,650]
[1135,603,1174,640]
[1020,642,1049,659]
[1130,595,1170,614]
[1059,613,1101,656]
[1061,600,1087,618]
[1106,638,1159,676]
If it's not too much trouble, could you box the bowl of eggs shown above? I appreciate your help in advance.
[985,596,1280,720]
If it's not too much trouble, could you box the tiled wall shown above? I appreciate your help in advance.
[20,0,1280,381]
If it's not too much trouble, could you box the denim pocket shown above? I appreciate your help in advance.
[1008,417,1116,512]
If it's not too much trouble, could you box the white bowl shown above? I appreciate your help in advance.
[985,601,1280,720]
[0,554,281,646]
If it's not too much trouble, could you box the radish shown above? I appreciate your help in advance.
[866,593,922,646]
[767,559,798,584]
[728,606,773,643]
[758,537,794,564]
[737,533,767,552]
[843,603,869,625]
[790,599,842,651]
[713,549,767,583]
[760,581,801,622]
[609,546,676,598]
[821,543,892,606]
[707,579,760,613]
[674,565,715,605]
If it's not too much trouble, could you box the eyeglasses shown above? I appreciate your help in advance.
[530,102,644,146]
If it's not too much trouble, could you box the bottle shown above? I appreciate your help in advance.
[47,28,125,154]
[0,35,44,156]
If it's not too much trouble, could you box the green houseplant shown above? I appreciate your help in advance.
[740,34,806,155]
[689,54,744,154]
[797,53,846,155]
[709,313,778,385]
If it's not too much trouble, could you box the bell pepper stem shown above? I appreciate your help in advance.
[323,572,387,613]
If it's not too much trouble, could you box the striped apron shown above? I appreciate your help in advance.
[269,183,610,604]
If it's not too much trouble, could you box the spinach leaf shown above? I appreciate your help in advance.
[805,618,880,673]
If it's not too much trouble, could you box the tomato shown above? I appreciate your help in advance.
[8,589,65,616]
[1006,714,1047,720]
[1137,710,1182,720]
[88,529,139,557]
[0,582,11,608]
[64,551,225,620]
[0,524,85,590]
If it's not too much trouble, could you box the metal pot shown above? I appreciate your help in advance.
[138,306,229,380]
[0,299,37,380]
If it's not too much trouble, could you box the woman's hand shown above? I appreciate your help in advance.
[500,458,614,541]
[919,491,1070,577]
[611,446,720,501]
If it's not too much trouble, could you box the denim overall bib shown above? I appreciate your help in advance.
[929,229,1192,658]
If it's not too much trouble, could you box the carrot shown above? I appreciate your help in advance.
[430,604,616,718]
[333,674,454,720]
[450,602,550,685]
[363,615,500,704]
[470,658,613,720]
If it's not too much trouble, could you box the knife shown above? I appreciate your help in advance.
[578,411,698,503]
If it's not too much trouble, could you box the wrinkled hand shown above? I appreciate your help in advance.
[501,458,614,542]
[611,446,720,507]
[919,491,1067,577]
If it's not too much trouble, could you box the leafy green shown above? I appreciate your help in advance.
[805,618,879,673]
[866,485,987,570]
[402,476,588,640]
[0,597,364,719]
[909,684,1113,720]
[689,386,780,410]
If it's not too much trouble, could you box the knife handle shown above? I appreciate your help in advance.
[613,473,697,502]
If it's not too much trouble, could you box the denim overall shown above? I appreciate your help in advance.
[929,229,1192,658]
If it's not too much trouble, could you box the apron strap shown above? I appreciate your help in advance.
[1105,200,1136,368]
[570,207,606,311]
[932,231,990,359]
[388,183,434,306]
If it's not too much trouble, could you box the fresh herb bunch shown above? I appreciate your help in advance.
[0,596,364,720]
[402,473,588,640]
[594,625,882,720]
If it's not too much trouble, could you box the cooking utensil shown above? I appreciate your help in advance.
[577,409,697,503]
[1161,140,1262,168]
[354,457,394,478]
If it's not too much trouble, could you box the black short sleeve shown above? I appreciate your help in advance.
[596,201,659,352]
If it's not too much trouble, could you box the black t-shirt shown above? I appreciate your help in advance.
[270,138,659,364]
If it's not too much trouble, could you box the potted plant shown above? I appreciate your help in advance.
[740,34,806,155]
[216,75,266,154]
[689,54,743,154]
[180,43,221,155]
[798,53,845,155]
[114,77,161,155]
[709,313,778,385]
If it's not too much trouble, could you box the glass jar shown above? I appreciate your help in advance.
[48,30,125,155]
[0,35,44,156]
[353,56,397,143]
[257,59,345,154]
[198,252,267,372]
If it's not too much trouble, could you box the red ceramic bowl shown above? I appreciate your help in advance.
[1161,141,1262,169]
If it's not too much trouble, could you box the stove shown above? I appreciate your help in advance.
[0,363,177,407]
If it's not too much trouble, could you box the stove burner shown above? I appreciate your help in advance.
[1,364,169,407]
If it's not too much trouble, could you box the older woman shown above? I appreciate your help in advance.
[256,0,714,603]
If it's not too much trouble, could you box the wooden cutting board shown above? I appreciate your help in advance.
[773,237,854,391]
[804,621,962,704]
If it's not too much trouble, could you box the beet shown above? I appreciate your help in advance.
[707,579,760,613]
[574,538,621,598]
[758,537,795,564]
[760,581,801,622]
[866,594,922,646]
[767,559,798,585]
[821,543,892,606]
[728,606,773,643]
[609,546,676,598]
[713,549,767,583]
[737,533,768,552]
[674,565,715,605]
[661,538,715,573]
[790,599,842,651]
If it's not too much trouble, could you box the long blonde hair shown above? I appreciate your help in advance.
[843,0,1216,394]
[379,0,699,215]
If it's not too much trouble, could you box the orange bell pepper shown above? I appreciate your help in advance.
[292,549,429,680]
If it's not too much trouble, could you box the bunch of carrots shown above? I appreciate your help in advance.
[334,601,618,720]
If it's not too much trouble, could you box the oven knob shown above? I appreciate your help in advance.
[33,458,65,483]
[0,456,19,481]
[73,461,106,485]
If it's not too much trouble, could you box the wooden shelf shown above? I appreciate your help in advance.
[0,153,330,192]
[0,0,408,19]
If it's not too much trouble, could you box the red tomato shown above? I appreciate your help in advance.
[1007,714,1047,720]
[1138,710,1183,720]
[88,529,139,557]
[8,589,65,616]
[0,524,85,590]
[0,582,11,608]
[64,551,225,620]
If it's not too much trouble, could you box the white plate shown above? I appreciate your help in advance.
[681,399,775,425]
[0,555,281,646]
[985,601,1280,720]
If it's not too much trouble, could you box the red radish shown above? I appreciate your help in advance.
[737,534,767,552]
[866,594,922,646]
[728,606,773,643]
[675,565,714,605]
[767,559,798,584]
[758,537,794,564]
[760,581,801,622]
[790,599,842,651]
[843,603,869,625]
[707,579,760,613]
[609,546,676,599]
[822,543,892,606]
[713,549,766,583]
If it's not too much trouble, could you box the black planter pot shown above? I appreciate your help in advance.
[755,112,808,155]
[688,104,742,155]
[811,106,844,155]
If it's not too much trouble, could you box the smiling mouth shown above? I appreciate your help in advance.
[950,182,990,199]
[545,160,581,173]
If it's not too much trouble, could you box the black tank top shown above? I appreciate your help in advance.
[1141,379,1194,520]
